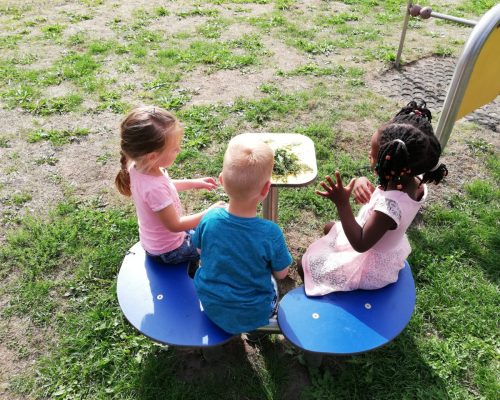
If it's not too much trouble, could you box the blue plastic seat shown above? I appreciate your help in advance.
[277,261,416,355]
[116,242,234,347]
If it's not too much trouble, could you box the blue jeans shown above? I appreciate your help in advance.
[148,230,199,265]
[270,276,279,317]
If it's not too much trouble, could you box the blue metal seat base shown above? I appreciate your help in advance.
[277,261,416,355]
[117,242,234,347]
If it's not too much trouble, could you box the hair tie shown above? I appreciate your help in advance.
[430,162,441,172]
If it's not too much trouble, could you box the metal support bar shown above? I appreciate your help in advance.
[430,11,477,27]
[395,0,413,69]
[395,2,478,68]
[262,186,278,222]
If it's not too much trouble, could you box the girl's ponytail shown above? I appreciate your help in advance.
[421,163,448,185]
[115,151,132,196]
[115,106,180,196]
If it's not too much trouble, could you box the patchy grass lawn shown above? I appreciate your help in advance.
[0,1,498,399]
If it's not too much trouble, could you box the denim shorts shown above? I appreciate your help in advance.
[270,276,279,317]
[148,230,199,265]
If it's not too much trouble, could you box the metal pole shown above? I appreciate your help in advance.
[431,11,477,27]
[395,0,413,69]
[262,186,278,222]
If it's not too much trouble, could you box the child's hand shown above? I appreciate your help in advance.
[352,176,375,204]
[194,177,218,191]
[316,172,355,207]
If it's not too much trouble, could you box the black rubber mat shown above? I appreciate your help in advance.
[370,56,500,132]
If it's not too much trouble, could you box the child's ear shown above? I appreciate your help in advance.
[146,151,158,162]
[260,180,271,197]
[218,173,223,185]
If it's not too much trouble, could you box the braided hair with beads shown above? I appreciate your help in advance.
[375,100,448,190]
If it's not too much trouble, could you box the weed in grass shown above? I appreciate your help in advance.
[2,83,83,115]
[232,87,311,126]
[275,0,295,11]
[174,40,259,71]
[287,37,339,55]
[465,138,495,155]
[456,0,498,15]
[177,7,220,18]
[67,31,87,46]
[0,34,22,49]
[9,53,38,65]
[30,95,84,116]
[3,280,57,325]
[362,44,396,62]
[316,12,359,26]
[27,127,90,146]
[34,156,59,166]
[88,40,116,55]
[156,90,192,111]
[154,6,169,17]
[41,24,65,41]
[336,25,380,42]
[177,104,229,150]
[59,52,99,81]
[247,12,286,31]
[0,136,10,148]
[8,192,32,206]
[197,18,229,39]
[96,152,113,166]
[435,44,454,57]
[64,11,94,23]
[81,0,104,6]
[280,63,365,85]
[95,91,128,114]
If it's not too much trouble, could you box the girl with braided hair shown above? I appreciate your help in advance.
[115,106,224,270]
[301,101,448,295]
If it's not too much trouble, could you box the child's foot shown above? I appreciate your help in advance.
[187,259,200,279]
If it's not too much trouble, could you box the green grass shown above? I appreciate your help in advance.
[27,128,90,146]
[2,160,497,399]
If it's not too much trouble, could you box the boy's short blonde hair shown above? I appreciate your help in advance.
[222,135,274,201]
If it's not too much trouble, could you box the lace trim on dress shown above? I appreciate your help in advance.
[374,197,401,224]
[306,235,409,292]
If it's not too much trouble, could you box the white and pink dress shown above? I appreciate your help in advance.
[302,185,427,296]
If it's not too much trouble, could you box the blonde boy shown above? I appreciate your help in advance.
[193,135,292,334]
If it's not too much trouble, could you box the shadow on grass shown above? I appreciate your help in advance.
[300,330,450,399]
[136,336,296,400]
[134,327,449,400]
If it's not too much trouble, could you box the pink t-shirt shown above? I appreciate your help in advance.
[129,166,186,255]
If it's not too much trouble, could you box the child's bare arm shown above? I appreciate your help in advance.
[156,201,225,232]
[173,177,217,192]
[317,172,394,253]
[336,203,395,252]
[272,266,289,280]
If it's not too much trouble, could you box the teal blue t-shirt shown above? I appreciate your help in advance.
[193,208,292,334]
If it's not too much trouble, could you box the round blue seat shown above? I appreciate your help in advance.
[116,242,233,347]
[277,261,416,355]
